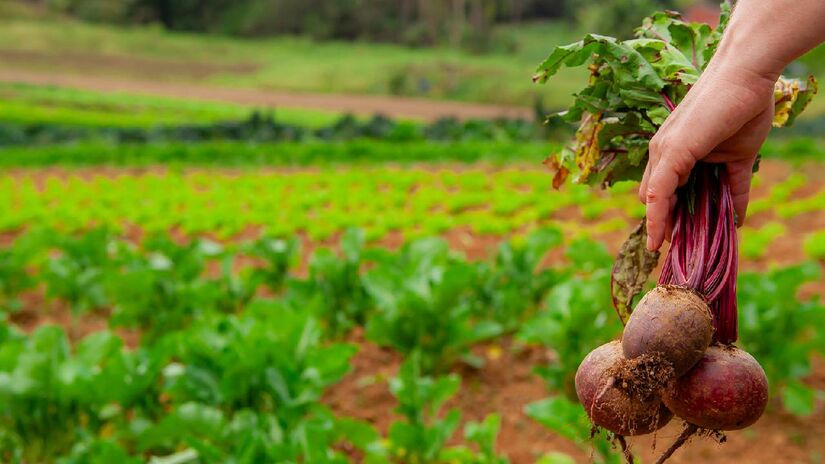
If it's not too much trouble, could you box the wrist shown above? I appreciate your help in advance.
[713,17,785,83]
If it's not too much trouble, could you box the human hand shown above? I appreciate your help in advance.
[640,0,825,251]
[639,61,776,251]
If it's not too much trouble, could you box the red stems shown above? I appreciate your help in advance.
[658,164,738,344]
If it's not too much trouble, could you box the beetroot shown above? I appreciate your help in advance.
[662,345,768,430]
[622,286,713,377]
[576,341,673,436]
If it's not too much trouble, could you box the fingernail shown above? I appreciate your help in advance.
[646,235,654,250]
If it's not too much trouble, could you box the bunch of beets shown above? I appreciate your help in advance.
[532,3,817,461]
[576,166,768,462]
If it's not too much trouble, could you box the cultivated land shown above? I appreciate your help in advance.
[1,4,825,462]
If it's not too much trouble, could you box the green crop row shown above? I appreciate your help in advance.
[0,166,643,242]
[0,227,823,463]
[0,112,550,147]
[0,140,550,167]
[3,166,824,251]
[0,136,823,171]
[0,82,340,128]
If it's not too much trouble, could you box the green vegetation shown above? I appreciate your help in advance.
[0,83,341,128]
[0,10,585,107]
[0,113,548,147]
[2,1,824,118]
[0,166,640,241]
[804,231,825,260]
[0,140,549,167]
[1,3,825,461]
[0,226,821,462]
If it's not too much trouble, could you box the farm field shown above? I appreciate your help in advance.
[1,127,825,463]
[1,2,825,463]
[0,5,582,109]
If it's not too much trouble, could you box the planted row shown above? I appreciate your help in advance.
[0,167,638,241]
[3,228,823,411]
[0,111,555,147]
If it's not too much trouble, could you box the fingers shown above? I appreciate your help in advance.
[726,159,756,226]
[638,161,652,204]
[645,156,691,250]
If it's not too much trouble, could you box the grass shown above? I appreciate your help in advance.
[0,6,586,108]
[0,82,343,128]
[1,2,822,117]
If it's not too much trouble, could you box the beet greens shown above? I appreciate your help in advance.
[534,4,817,330]
[538,3,817,461]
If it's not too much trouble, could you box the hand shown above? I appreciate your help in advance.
[640,0,825,251]
[639,61,776,251]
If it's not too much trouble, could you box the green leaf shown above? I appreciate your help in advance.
[524,397,590,443]
[782,381,816,416]
[535,34,666,92]
[536,453,577,464]
[537,5,817,190]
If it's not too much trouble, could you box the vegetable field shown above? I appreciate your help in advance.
[1,139,825,463]
[1,4,825,464]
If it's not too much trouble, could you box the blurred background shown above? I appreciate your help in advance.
[1,1,824,463]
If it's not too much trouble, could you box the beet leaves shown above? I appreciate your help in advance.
[534,3,818,332]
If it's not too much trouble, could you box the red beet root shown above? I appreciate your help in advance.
[576,341,673,436]
[662,345,768,430]
[623,286,713,377]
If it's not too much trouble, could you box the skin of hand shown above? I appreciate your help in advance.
[640,0,825,251]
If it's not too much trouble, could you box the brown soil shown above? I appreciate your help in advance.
[0,67,532,121]
[0,49,259,81]
[9,287,141,347]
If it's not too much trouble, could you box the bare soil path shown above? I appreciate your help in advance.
[0,68,532,121]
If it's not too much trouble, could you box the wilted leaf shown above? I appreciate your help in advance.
[611,220,660,324]
[543,154,569,189]
[774,75,819,128]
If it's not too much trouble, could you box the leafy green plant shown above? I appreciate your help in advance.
[106,236,225,338]
[245,236,299,292]
[287,229,375,336]
[441,414,510,464]
[0,325,166,463]
[803,230,825,260]
[385,352,462,463]
[138,403,361,463]
[0,240,37,313]
[364,238,502,373]
[162,305,356,427]
[57,438,141,464]
[518,240,621,400]
[44,228,118,315]
[525,396,622,464]
[535,6,815,189]
[738,263,825,415]
[475,227,564,331]
[741,222,787,260]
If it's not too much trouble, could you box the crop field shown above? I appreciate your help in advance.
[1,88,825,464]
[1,4,825,464]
